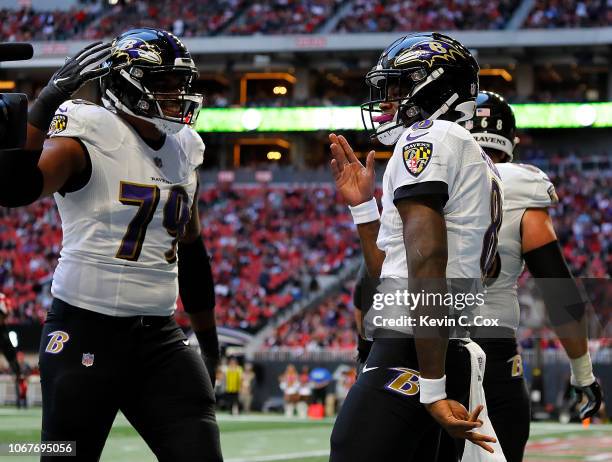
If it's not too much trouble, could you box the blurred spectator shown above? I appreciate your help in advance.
[297,366,312,418]
[224,357,243,415]
[240,362,256,412]
[334,365,356,411]
[279,363,300,417]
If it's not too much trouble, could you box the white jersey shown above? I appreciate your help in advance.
[48,99,204,317]
[479,162,558,332]
[377,119,502,281]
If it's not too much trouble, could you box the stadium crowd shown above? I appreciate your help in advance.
[0,4,103,41]
[194,184,359,331]
[264,281,357,351]
[334,0,520,33]
[524,0,611,28]
[227,0,344,35]
[1,0,609,41]
[83,0,245,39]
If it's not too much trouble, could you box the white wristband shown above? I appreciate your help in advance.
[419,375,447,404]
[570,352,595,387]
[348,198,380,225]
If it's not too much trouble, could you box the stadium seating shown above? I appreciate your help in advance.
[3,0,607,43]
[227,0,344,35]
[333,0,521,33]
[193,185,360,331]
[83,0,246,39]
[524,0,611,28]
[263,280,357,350]
[0,5,103,41]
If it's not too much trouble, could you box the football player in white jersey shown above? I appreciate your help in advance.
[0,29,222,461]
[466,91,602,462]
[328,33,499,461]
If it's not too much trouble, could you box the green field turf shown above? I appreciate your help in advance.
[0,408,610,461]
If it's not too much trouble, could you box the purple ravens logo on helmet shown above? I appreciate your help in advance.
[111,38,162,67]
[394,39,467,68]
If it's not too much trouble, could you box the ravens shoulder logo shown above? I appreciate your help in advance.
[47,114,68,136]
[402,142,433,177]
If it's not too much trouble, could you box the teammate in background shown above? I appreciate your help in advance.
[0,28,222,461]
[467,91,602,462]
[328,33,499,461]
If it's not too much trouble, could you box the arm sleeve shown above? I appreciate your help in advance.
[524,240,586,325]
[178,235,215,313]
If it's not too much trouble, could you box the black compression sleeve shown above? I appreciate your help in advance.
[524,240,586,324]
[178,235,215,313]
[0,148,44,207]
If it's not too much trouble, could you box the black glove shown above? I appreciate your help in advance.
[571,380,603,420]
[29,41,112,131]
[195,328,220,388]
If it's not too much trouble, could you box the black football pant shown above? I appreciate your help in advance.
[437,338,531,462]
[39,298,222,462]
[330,338,471,462]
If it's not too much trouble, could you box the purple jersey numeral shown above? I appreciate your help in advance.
[163,186,191,263]
[480,177,503,282]
[115,182,161,261]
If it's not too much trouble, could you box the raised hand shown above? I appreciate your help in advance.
[50,42,113,98]
[29,41,113,132]
[329,133,376,206]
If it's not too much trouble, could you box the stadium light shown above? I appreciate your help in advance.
[195,102,612,133]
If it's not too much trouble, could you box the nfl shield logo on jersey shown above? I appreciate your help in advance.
[82,353,95,367]
[403,142,433,177]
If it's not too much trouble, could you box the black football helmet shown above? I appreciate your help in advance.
[468,91,518,162]
[100,28,203,135]
[362,32,480,145]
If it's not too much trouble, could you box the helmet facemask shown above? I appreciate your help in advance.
[102,60,203,135]
[361,65,475,146]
